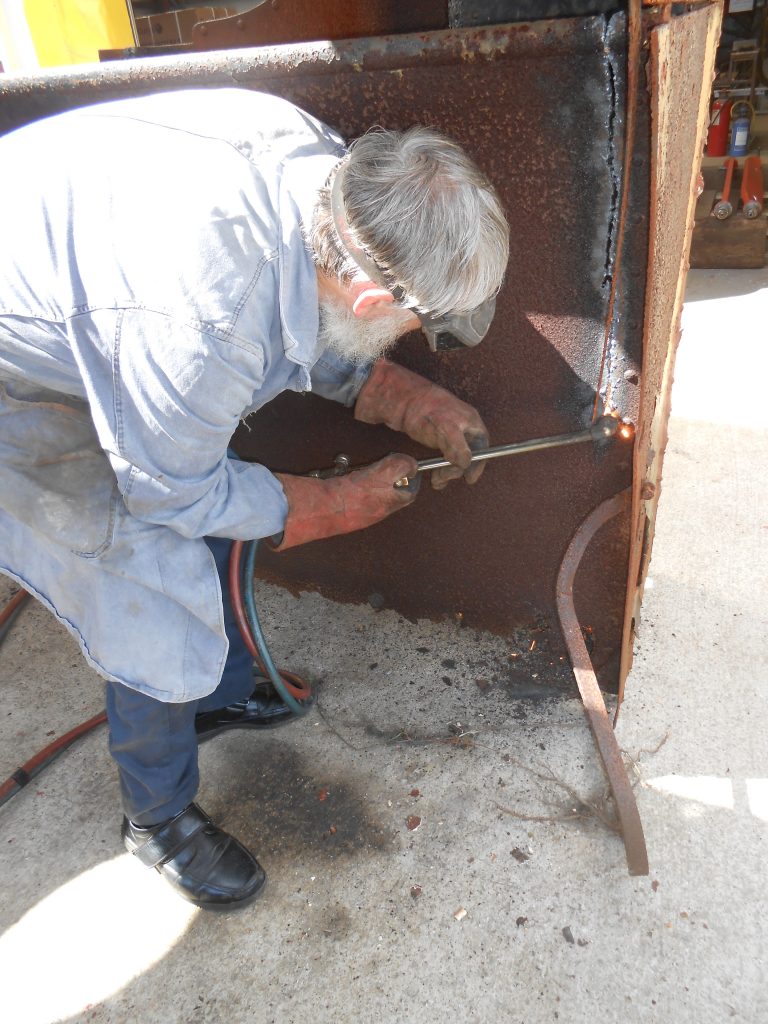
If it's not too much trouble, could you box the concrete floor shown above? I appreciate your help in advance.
[0,268,766,1024]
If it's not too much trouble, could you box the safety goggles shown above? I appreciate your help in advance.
[330,159,495,352]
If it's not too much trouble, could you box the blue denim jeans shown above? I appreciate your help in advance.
[105,536,254,826]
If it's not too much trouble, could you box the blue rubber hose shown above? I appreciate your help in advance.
[242,539,311,716]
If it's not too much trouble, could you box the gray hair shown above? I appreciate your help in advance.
[309,127,509,315]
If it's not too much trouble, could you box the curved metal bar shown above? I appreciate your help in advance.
[556,490,649,877]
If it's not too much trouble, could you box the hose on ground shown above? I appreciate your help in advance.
[0,588,108,809]
[0,541,312,809]
[0,589,29,646]
[0,711,108,809]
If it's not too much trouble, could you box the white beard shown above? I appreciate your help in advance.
[317,298,415,366]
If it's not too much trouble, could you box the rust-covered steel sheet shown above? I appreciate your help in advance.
[237,16,648,692]
[0,9,717,695]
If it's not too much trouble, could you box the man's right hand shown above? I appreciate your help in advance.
[272,453,419,550]
[354,359,490,490]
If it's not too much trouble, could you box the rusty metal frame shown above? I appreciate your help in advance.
[563,2,721,874]
[0,22,619,132]
[556,490,649,876]
[616,2,723,714]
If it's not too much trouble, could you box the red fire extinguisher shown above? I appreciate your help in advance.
[706,97,732,157]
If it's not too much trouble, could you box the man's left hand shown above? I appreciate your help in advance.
[354,358,490,490]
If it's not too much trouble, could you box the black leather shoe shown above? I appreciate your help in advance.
[122,803,266,910]
[194,676,313,742]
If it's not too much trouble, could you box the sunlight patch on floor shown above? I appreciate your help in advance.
[745,779,768,821]
[645,774,735,809]
[0,854,196,1024]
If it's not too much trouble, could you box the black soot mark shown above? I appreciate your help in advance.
[200,739,392,869]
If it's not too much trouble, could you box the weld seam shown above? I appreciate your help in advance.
[595,3,640,421]
[600,27,621,411]
[603,53,620,290]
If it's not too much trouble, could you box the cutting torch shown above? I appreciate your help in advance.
[310,413,634,487]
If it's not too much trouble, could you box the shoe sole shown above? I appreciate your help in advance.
[123,843,269,911]
[189,874,267,912]
[195,715,302,744]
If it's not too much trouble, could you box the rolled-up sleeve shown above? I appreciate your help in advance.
[69,307,288,541]
[309,347,373,406]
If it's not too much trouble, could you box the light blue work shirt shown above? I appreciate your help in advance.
[0,89,371,701]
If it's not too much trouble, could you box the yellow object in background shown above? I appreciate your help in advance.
[24,0,135,67]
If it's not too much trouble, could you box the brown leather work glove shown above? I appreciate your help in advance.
[354,358,489,490]
[272,454,419,551]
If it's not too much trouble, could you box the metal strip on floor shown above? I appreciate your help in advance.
[556,490,649,876]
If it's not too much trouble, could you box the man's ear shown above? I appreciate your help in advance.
[350,282,395,318]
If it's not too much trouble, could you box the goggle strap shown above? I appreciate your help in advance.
[329,157,492,351]
[330,158,405,299]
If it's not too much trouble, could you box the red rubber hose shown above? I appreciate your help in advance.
[0,590,105,808]
[0,541,310,811]
[228,540,260,660]
[0,710,107,808]
[0,588,29,629]
[228,541,310,700]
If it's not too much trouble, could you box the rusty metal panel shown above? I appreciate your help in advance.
[0,17,645,691]
[235,17,648,693]
[0,12,710,696]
